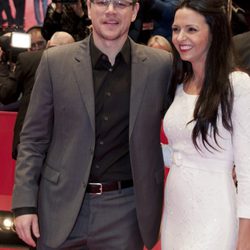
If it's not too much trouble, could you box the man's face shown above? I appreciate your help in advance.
[29,29,46,51]
[87,0,139,44]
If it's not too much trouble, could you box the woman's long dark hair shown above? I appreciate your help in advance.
[168,0,234,151]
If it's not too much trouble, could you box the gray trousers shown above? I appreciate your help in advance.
[37,187,144,250]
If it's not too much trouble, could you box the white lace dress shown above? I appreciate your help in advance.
[161,71,250,250]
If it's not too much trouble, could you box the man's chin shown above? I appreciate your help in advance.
[98,30,124,41]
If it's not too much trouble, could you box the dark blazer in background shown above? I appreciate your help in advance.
[233,31,250,74]
[0,63,20,111]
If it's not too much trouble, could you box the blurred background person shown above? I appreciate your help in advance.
[0,1,15,28]
[149,0,180,40]
[135,0,180,44]
[13,0,26,30]
[42,0,91,41]
[233,0,250,29]
[34,0,48,26]
[128,0,150,43]
[147,34,172,52]
[27,25,47,51]
[231,1,250,35]
[227,0,250,74]
[46,30,75,47]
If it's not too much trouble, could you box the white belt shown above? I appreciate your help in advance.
[162,144,232,174]
[172,151,232,174]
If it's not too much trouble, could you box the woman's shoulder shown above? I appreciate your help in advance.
[230,70,249,79]
[229,71,250,96]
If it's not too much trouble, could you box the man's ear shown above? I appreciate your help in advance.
[87,0,92,20]
[131,2,140,22]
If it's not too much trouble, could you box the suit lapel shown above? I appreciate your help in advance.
[71,38,149,136]
[129,40,149,138]
[72,38,95,132]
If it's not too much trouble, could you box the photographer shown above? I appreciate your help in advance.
[0,35,11,88]
[0,33,21,110]
[42,0,91,41]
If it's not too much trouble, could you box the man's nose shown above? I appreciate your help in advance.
[106,1,116,11]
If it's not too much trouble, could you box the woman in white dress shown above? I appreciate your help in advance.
[161,0,250,249]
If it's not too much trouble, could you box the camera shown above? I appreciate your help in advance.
[11,32,31,49]
[0,32,31,65]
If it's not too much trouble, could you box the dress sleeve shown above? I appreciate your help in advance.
[161,143,173,168]
[231,71,250,218]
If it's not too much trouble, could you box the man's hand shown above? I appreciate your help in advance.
[14,214,40,247]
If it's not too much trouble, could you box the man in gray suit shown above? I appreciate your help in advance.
[12,0,172,249]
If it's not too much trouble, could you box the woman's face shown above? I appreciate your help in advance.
[172,7,212,67]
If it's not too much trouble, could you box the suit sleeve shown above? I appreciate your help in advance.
[12,50,54,210]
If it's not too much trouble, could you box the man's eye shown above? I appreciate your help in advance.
[117,1,127,7]
[96,0,108,5]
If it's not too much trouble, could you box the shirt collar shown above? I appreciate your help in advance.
[90,35,131,68]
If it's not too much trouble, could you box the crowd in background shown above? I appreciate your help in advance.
[1,0,250,38]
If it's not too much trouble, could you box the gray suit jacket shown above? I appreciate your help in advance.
[12,36,172,249]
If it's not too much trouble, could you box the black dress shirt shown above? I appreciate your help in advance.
[89,37,132,182]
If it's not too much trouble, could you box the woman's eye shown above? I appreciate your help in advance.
[188,27,197,32]
[172,27,179,33]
